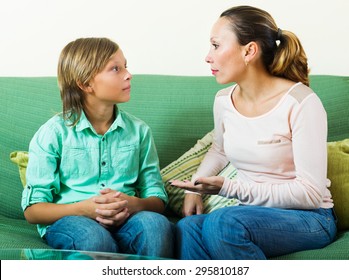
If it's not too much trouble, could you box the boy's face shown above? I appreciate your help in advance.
[88,48,132,104]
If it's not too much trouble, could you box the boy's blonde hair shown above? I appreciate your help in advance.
[57,37,119,125]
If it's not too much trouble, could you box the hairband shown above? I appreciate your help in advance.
[277,28,282,40]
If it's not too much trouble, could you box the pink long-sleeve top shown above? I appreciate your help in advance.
[193,83,333,209]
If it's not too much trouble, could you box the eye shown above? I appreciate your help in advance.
[112,66,119,72]
[212,43,219,50]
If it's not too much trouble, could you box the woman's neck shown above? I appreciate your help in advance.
[233,73,295,117]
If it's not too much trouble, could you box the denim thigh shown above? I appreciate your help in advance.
[203,205,337,259]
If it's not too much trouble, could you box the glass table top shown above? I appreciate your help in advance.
[0,248,167,260]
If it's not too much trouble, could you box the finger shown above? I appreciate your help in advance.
[114,208,130,224]
[99,188,113,195]
[196,204,204,215]
[97,208,130,227]
[112,191,122,198]
[95,201,128,216]
[176,184,202,193]
[170,180,193,188]
[93,196,108,203]
[96,216,114,226]
[93,192,123,204]
[96,208,120,218]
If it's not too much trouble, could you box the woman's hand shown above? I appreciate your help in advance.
[170,176,225,195]
[182,193,204,216]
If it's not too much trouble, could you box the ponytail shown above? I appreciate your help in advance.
[270,30,309,86]
[221,6,310,85]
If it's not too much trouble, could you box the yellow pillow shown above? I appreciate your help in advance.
[160,131,239,217]
[327,139,349,230]
[10,151,29,187]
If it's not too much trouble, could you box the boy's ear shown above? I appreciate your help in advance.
[77,81,93,93]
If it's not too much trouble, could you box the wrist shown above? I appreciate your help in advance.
[184,190,202,196]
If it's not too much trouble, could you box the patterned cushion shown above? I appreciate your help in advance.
[160,131,239,216]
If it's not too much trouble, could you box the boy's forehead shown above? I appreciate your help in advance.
[109,49,125,62]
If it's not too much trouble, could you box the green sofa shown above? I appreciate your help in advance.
[0,75,348,259]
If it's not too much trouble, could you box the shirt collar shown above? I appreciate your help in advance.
[75,107,126,133]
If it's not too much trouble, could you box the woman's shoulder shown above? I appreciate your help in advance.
[215,84,236,98]
[287,83,315,104]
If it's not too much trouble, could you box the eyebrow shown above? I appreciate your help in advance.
[108,57,127,66]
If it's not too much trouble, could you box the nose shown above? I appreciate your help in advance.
[125,70,132,81]
[205,52,212,64]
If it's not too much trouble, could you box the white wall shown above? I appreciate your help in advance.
[1,0,348,76]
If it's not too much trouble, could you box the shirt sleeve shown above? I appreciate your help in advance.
[219,94,330,209]
[191,92,230,183]
[136,126,168,204]
[21,122,61,211]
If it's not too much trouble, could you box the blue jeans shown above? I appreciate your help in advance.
[176,205,337,259]
[45,211,174,258]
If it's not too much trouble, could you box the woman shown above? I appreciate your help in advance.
[22,38,173,258]
[170,5,336,259]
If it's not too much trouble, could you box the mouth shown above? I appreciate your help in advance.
[123,85,131,91]
[211,69,219,75]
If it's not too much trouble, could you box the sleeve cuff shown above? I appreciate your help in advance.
[218,177,235,198]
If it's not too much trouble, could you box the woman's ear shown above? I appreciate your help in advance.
[243,42,258,65]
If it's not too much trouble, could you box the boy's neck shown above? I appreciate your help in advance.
[83,104,116,135]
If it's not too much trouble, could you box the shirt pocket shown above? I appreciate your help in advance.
[60,146,99,178]
[255,137,293,167]
[111,144,140,177]
[257,139,282,145]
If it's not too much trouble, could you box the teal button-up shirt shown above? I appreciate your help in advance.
[22,109,167,237]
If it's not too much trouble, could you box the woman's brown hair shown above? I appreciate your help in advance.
[221,6,309,86]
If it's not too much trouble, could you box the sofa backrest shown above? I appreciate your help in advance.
[0,75,348,219]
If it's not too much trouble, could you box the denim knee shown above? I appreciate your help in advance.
[117,211,174,258]
[177,214,206,232]
[45,216,118,253]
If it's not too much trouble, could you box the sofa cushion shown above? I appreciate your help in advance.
[0,214,50,249]
[160,131,239,216]
[10,151,29,188]
[327,139,349,230]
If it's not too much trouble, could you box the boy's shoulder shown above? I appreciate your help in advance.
[37,113,65,130]
[118,109,149,128]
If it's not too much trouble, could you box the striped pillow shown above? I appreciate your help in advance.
[161,131,239,216]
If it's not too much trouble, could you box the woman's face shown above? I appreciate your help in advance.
[205,17,246,84]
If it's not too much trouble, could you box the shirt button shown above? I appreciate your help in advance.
[102,138,105,141]
[101,183,105,187]
[101,161,106,166]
